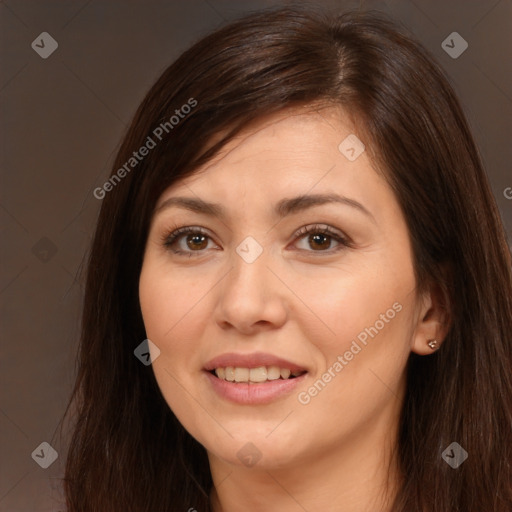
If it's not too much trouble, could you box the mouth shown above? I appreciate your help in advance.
[203,352,309,404]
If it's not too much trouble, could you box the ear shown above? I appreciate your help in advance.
[411,280,451,355]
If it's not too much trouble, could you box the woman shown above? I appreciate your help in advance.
[62,6,512,511]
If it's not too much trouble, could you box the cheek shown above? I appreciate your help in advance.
[139,263,208,434]
[293,257,414,359]
[296,256,416,411]
[138,262,204,398]
[139,260,203,341]
[293,292,414,448]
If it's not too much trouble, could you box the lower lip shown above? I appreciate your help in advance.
[204,371,307,405]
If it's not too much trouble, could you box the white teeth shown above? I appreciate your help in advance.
[234,367,249,382]
[267,366,281,380]
[212,365,305,383]
[225,367,235,382]
[249,366,267,383]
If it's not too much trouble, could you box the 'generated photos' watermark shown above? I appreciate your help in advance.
[94,98,198,200]
[298,302,403,405]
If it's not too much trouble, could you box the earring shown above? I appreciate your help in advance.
[427,339,438,350]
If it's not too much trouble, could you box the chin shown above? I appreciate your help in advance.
[203,431,306,470]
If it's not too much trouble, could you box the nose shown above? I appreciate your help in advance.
[214,246,288,335]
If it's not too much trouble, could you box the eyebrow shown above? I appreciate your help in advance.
[155,193,375,223]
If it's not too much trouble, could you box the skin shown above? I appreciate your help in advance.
[139,106,447,512]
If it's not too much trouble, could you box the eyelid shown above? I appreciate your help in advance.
[159,225,215,254]
[293,224,352,248]
[161,223,352,256]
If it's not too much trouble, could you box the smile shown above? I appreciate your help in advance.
[203,352,309,404]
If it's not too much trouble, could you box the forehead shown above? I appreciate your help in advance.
[212,106,355,161]
[156,106,381,205]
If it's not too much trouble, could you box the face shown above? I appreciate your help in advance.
[139,106,426,472]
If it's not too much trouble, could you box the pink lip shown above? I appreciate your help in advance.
[204,370,307,405]
[203,352,307,372]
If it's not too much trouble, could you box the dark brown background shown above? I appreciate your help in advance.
[1,0,511,510]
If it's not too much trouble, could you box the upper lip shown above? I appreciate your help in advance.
[204,352,308,372]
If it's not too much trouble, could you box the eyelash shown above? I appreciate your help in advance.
[160,224,352,258]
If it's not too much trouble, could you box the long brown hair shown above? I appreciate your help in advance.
[61,6,512,511]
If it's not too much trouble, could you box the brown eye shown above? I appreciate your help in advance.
[162,223,350,258]
[293,224,350,254]
[163,227,215,256]
[307,232,332,250]
[185,233,208,251]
